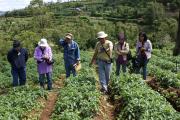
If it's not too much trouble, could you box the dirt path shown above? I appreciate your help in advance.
[39,74,65,120]
[93,67,116,120]
[94,95,115,120]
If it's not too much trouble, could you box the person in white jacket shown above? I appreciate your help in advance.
[136,32,152,80]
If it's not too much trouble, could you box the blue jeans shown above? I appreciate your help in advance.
[39,72,52,90]
[65,63,76,78]
[136,59,149,80]
[116,61,126,76]
[11,67,26,86]
[98,60,112,91]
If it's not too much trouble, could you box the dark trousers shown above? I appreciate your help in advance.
[39,72,52,90]
[136,59,149,80]
[11,67,26,86]
[116,61,127,76]
[65,63,76,78]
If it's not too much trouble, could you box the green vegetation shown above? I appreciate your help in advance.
[0,0,179,56]
[110,74,180,120]
[0,0,180,119]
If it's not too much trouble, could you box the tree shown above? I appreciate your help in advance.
[173,10,180,56]
[29,0,43,7]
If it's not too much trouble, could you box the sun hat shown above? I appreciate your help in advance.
[97,31,108,39]
[38,38,48,47]
[65,33,73,40]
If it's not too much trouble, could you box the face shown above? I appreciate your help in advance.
[40,46,46,49]
[98,38,105,44]
[139,35,144,42]
[65,37,72,44]
[14,47,20,51]
[119,39,124,44]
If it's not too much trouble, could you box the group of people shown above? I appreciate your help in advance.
[7,33,80,90]
[7,31,152,93]
[90,31,152,94]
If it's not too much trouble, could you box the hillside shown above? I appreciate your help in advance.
[0,0,179,57]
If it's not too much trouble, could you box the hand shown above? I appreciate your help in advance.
[141,48,145,52]
[76,60,80,65]
[44,55,50,59]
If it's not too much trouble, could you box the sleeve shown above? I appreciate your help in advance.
[114,43,118,52]
[48,47,53,60]
[146,40,152,52]
[121,43,129,54]
[7,50,12,64]
[75,43,80,61]
[34,47,43,62]
[109,41,113,58]
[59,39,66,47]
[109,41,113,51]
[136,41,140,54]
[25,49,28,62]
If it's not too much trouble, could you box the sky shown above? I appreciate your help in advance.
[0,0,68,11]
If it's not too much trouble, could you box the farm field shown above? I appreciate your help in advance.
[0,50,179,120]
[0,0,180,119]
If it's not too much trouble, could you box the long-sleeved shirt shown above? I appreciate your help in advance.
[34,46,53,74]
[114,42,129,61]
[136,39,152,59]
[59,39,80,65]
[7,48,28,68]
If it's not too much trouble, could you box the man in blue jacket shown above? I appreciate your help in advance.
[7,40,28,86]
[59,33,80,78]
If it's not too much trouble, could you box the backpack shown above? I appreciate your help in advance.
[125,43,132,61]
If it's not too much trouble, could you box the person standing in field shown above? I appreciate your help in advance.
[59,33,80,78]
[90,31,113,94]
[34,38,53,90]
[136,32,152,80]
[114,33,129,76]
[7,40,28,87]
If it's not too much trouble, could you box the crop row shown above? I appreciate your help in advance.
[110,73,180,120]
[0,86,47,119]
[51,68,100,120]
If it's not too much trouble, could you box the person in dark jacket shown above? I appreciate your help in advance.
[7,40,28,86]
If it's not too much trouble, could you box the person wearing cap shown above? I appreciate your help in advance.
[7,40,28,87]
[114,32,129,76]
[135,32,152,80]
[59,33,80,78]
[90,31,113,94]
[34,38,53,90]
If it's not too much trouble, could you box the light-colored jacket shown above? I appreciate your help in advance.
[94,40,113,61]
[34,46,53,74]
[114,42,129,61]
[136,39,152,59]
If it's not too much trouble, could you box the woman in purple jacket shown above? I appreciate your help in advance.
[34,38,53,90]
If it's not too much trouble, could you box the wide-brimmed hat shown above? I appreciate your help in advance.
[38,38,48,47]
[97,31,108,39]
[65,33,73,40]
